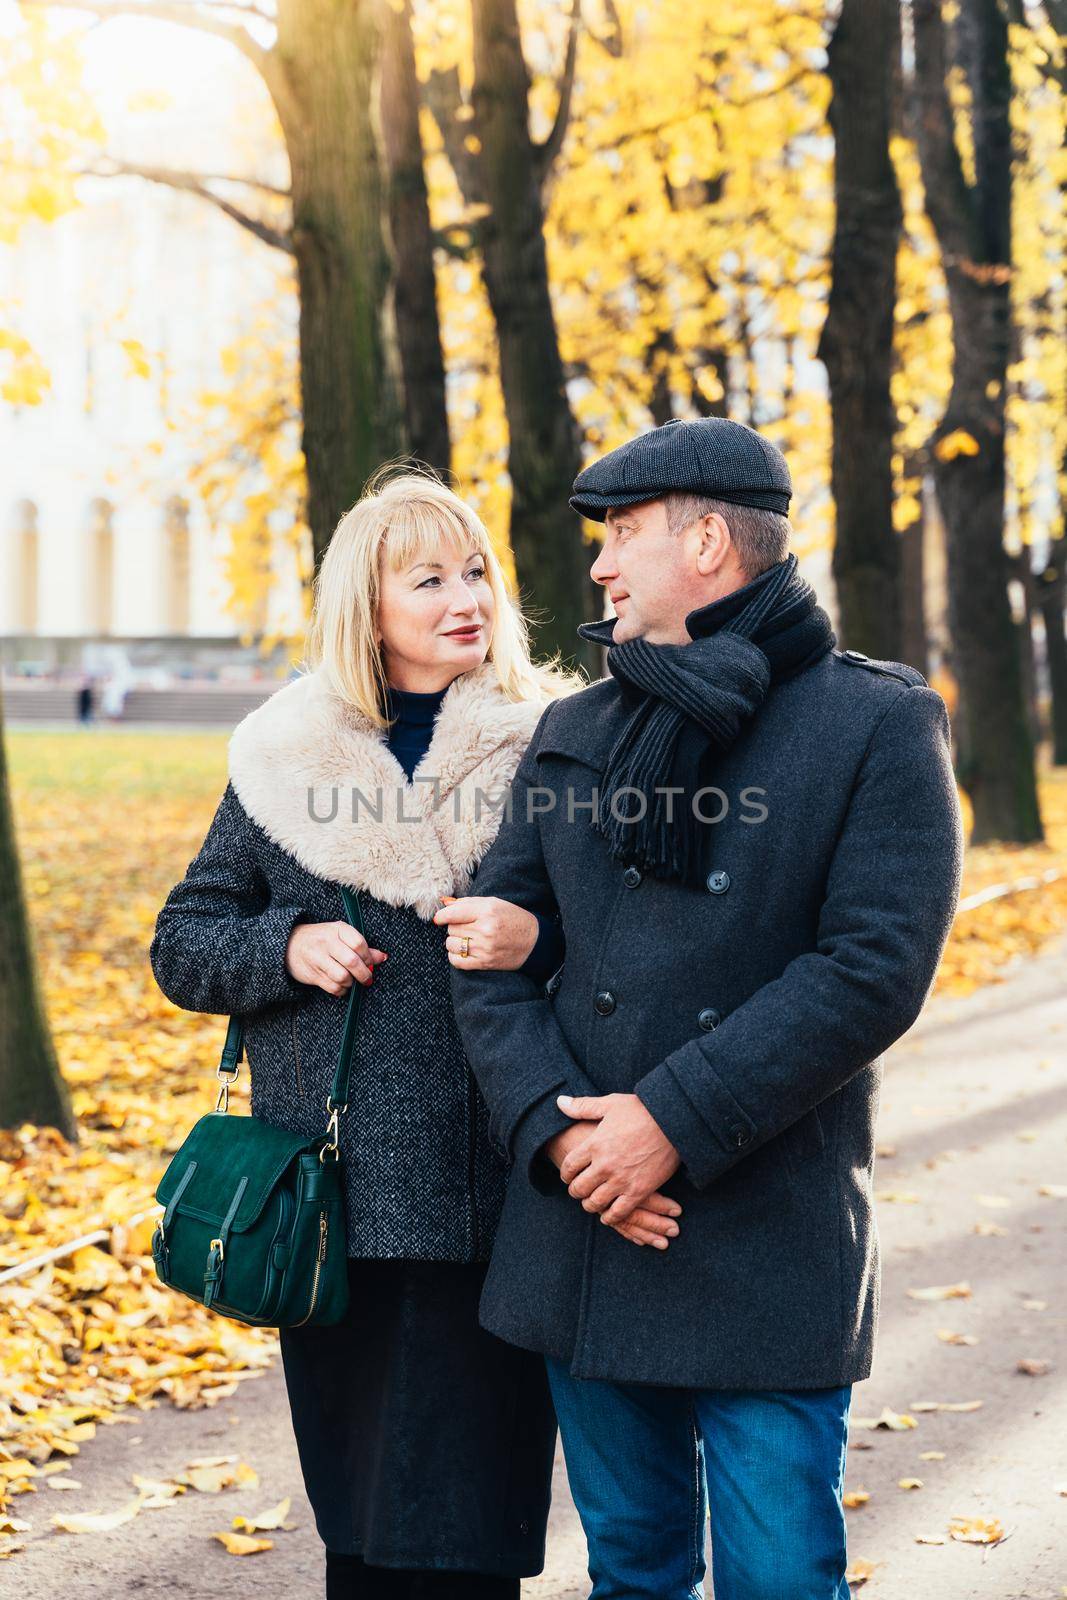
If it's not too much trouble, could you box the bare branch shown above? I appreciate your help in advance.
[590,0,623,56]
[424,64,485,207]
[910,0,983,271]
[19,0,270,68]
[16,0,300,128]
[120,165,289,197]
[83,159,293,252]
[535,0,581,182]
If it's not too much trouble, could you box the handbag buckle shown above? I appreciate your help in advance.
[215,1064,239,1113]
[319,1100,347,1163]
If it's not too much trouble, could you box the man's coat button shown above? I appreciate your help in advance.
[706,869,730,894]
[593,991,616,1015]
[623,865,642,888]
[697,1007,720,1031]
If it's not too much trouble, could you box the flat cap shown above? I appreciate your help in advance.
[569,417,792,521]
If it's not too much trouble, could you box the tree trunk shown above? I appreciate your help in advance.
[899,472,929,678]
[380,0,451,476]
[816,0,904,658]
[0,692,76,1136]
[1037,537,1067,764]
[275,0,407,568]
[463,0,598,673]
[912,0,1042,843]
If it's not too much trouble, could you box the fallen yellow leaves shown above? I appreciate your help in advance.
[906,1281,972,1301]
[1016,1357,1052,1376]
[937,1329,979,1346]
[937,775,1067,996]
[51,1496,144,1534]
[910,1400,983,1413]
[214,1531,273,1555]
[948,1515,1007,1546]
[842,1488,870,1508]
[844,1557,878,1586]
[30,1453,286,1558]
[898,1477,924,1490]
[233,1496,294,1532]
[180,1455,259,1494]
[851,1407,918,1431]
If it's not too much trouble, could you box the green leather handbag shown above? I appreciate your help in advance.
[150,886,365,1328]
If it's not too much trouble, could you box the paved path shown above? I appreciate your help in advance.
[5,933,1065,1598]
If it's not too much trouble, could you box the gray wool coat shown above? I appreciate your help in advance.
[149,662,555,1263]
[449,647,965,1390]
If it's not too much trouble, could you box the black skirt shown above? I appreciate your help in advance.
[277,1257,557,1576]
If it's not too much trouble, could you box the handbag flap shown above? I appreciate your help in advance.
[154,1112,322,1232]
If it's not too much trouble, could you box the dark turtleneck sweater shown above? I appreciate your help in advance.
[384,682,561,985]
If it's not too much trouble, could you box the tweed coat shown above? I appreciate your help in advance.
[449,644,965,1389]
[149,661,556,1262]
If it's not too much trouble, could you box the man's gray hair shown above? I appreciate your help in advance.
[661,491,790,577]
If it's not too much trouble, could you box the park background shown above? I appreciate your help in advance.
[0,0,1066,1593]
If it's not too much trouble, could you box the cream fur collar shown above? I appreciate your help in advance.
[228,662,550,918]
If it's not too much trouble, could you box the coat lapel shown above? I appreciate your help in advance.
[228,661,550,918]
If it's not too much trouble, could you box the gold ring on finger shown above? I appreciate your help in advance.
[459,935,471,958]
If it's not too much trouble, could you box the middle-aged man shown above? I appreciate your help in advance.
[444,416,964,1600]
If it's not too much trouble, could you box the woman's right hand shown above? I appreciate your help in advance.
[285,921,388,995]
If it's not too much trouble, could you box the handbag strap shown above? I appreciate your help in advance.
[218,885,367,1117]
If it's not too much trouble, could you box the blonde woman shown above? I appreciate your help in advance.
[149,470,599,1598]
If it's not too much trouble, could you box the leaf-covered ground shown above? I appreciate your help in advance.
[1,729,1065,1561]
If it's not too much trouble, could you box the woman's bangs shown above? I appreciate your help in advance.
[381,499,491,574]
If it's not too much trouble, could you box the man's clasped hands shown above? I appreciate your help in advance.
[545,1092,684,1250]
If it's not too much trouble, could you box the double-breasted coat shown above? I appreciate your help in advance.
[450,644,965,1391]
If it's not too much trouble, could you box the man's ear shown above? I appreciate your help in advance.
[694,512,733,577]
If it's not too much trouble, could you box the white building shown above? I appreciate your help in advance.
[0,26,304,679]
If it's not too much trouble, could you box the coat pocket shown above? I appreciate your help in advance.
[777,1103,826,1181]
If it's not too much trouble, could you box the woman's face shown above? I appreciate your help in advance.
[376,536,496,692]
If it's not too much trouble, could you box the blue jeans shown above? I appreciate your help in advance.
[545,1358,852,1600]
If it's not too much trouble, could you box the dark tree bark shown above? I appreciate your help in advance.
[0,693,76,1135]
[380,0,451,475]
[899,462,930,678]
[911,0,1042,842]
[273,0,406,566]
[816,0,904,658]
[429,0,600,673]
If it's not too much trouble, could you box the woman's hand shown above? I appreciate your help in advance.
[433,895,541,970]
[285,921,387,995]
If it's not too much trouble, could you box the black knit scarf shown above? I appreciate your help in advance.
[575,554,836,886]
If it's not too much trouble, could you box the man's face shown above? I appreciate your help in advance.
[588,497,742,644]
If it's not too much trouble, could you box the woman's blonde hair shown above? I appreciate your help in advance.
[302,465,585,727]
